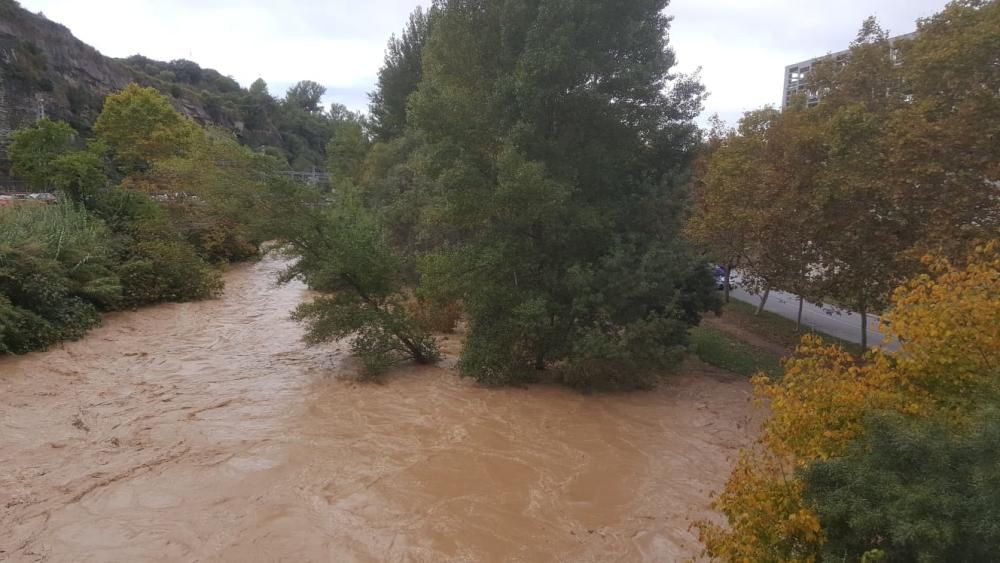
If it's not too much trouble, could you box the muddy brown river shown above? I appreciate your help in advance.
[0,256,756,562]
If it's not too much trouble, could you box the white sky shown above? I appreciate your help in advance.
[19,0,949,126]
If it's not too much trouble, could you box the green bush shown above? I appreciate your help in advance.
[802,411,1000,562]
[0,203,120,353]
[270,186,439,378]
[8,118,77,190]
[294,294,438,378]
[84,188,223,307]
[117,239,222,307]
[0,193,224,355]
[559,313,691,390]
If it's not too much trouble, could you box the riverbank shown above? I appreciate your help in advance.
[0,255,758,561]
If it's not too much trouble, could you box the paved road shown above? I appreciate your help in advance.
[727,283,895,350]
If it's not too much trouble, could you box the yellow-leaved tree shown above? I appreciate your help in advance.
[94,83,201,174]
[697,241,1000,561]
[886,242,1000,404]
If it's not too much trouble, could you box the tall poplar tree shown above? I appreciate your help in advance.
[805,20,914,349]
[410,0,717,388]
[368,6,438,142]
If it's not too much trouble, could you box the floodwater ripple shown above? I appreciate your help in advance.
[0,255,756,562]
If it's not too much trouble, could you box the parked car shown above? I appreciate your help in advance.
[29,193,58,203]
[713,266,727,290]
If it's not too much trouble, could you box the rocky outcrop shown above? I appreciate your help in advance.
[0,0,334,178]
[0,2,129,137]
[0,0,227,173]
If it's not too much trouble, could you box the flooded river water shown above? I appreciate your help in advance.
[0,256,756,562]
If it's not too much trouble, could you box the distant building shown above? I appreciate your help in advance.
[782,32,917,108]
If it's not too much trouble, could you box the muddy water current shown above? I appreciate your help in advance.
[1,256,757,562]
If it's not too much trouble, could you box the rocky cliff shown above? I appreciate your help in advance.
[0,0,240,176]
[0,0,341,179]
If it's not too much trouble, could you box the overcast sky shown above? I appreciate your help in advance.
[20,0,949,126]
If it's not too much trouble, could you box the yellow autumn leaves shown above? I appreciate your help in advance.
[697,242,1000,561]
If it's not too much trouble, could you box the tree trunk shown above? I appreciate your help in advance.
[535,354,546,371]
[399,333,430,364]
[796,295,804,331]
[755,285,770,316]
[723,263,732,303]
[859,302,868,350]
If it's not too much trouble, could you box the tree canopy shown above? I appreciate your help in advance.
[400,0,714,388]
[368,5,437,142]
[687,0,1000,347]
[94,83,201,174]
[8,118,78,190]
[695,3,1000,558]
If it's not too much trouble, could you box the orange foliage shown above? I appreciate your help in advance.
[697,241,1000,561]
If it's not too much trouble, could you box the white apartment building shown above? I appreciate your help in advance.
[782,32,917,108]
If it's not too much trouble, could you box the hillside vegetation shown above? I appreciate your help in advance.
[0,0,347,174]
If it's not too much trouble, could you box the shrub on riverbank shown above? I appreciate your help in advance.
[87,188,223,307]
[1,86,262,355]
[0,202,119,353]
[0,193,228,355]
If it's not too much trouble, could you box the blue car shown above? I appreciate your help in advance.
[713,266,727,290]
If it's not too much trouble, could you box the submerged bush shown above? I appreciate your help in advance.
[294,293,439,377]
[270,184,439,378]
[117,239,223,306]
[407,296,462,334]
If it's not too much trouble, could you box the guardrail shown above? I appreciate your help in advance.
[0,192,59,207]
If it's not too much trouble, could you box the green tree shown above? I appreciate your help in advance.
[368,5,437,141]
[9,119,110,204]
[248,77,270,97]
[284,80,326,114]
[46,150,108,205]
[273,86,339,171]
[258,180,439,377]
[748,106,826,327]
[802,411,1000,562]
[687,110,776,307]
[357,134,442,283]
[241,78,279,137]
[146,128,273,262]
[94,83,200,174]
[326,119,369,185]
[8,118,77,189]
[409,0,716,388]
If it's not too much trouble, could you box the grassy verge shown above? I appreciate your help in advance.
[688,298,868,378]
[721,299,864,356]
[689,325,783,378]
